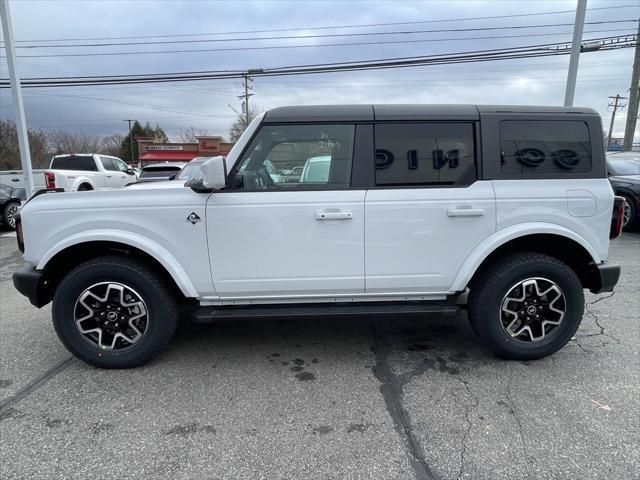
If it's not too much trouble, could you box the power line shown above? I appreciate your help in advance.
[4,4,636,43]
[1,35,635,88]
[5,28,634,59]
[9,19,636,49]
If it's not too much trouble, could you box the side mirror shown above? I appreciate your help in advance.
[127,168,135,175]
[168,174,176,180]
[201,156,227,190]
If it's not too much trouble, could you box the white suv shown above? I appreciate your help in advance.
[13,105,623,368]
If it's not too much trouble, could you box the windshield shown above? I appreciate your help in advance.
[608,158,640,176]
[177,163,202,181]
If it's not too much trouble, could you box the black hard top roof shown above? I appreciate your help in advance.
[263,104,598,122]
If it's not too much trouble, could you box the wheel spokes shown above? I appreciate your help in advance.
[500,277,566,343]
[73,282,149,351]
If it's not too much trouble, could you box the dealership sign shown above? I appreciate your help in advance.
[146,145,184,151]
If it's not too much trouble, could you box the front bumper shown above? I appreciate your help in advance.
[589,261,621,294]
[12,263,51,308]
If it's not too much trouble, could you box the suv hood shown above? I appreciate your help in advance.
[126,180,187,190]
[610,174,640,185]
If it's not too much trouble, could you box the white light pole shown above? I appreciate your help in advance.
[564,0,588,107]
[1,0,35,197]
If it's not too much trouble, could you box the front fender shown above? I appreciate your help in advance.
[449,222,601,292]
[36,229,199,297]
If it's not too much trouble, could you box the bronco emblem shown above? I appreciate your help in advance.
[186,212,201,225]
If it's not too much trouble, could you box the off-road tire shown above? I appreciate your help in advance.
[52,255,179,368]
[468,253,584,360]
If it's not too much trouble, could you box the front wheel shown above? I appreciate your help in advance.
[53,256,179,368]
[468,253,584,360]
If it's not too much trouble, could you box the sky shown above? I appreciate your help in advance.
[0,0,638,142]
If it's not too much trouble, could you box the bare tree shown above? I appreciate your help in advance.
[0,120,50,169]
[229,105,260,142]
[100,133,125,157]
[173,126,210,143]
[48,130,101,155]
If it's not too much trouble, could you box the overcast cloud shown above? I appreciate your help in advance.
[0,0,638,142]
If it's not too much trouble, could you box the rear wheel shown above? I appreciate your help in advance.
[3,201,20,230]
[468,253,584,360]
[52,256,179,368]
[620,194,637,231]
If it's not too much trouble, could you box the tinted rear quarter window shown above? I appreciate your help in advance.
[500,120,592,174]
[374,123,476,186]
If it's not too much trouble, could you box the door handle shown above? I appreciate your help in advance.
[315,211,353,220]
[106,175,112,178]
[447,207,484,217]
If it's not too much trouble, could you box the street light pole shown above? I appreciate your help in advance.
[564,0,588,107]
[622,21,640,151]
[0,0,35,197]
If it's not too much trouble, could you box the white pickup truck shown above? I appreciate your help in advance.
[13,105,623,368]
[40,154,136,191]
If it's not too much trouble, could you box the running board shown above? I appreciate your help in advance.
[191,301,460,323]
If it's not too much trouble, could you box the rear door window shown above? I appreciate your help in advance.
[51,155,97,171]
[374,123,476,186]
[500,120,592,174]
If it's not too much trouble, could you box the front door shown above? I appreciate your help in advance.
[100,156,129,188]
[206,123,365,299]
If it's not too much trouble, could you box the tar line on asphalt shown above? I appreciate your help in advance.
[0,356,75,411]
[370,321,440,480]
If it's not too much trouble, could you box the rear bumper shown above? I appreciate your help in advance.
[589,261,621,294]
[12,263,51,308]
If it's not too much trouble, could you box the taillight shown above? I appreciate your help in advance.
[610,196,625,239]
[16,213,24,253]
[44,172,56,189]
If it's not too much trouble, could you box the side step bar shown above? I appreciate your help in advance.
[191,301,460,323]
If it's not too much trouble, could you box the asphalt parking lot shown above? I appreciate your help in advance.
[0,230,638,480]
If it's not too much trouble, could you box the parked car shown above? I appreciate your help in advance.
[13,104,623,368]
[606,151,640,231]
[40,154,135,191]
[136,163,185,183]
[175,157,210,182]
[300,155,331,183]
[0,183,26,230]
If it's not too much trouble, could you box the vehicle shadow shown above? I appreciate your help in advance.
[169,311,490,364]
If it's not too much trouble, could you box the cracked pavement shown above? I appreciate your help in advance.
[0,230,638,479]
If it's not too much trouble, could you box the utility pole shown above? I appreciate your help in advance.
[238,74,254,127]
[1,0,35,197]
[564,0,587,107]
[124,119,135,165]
[606,95,627,151]
[622,20,640,151]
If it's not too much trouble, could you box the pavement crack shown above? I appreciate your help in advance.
[0,357,75,412]
[576,292,621,345]
[370,321,439,480]
[453,376,479,480]
[505,364,534,478]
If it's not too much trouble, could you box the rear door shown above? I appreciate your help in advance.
[206,123,366,299]
[365,122,496,293]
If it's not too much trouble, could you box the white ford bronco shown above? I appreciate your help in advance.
[13,105,624,368]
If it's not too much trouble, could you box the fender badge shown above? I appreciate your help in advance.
[186,212,201,225]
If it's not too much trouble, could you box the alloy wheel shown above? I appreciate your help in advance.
[5,203,18,228]
[74,282,149,350]
[622,198,632,227]
[500,277,565,342]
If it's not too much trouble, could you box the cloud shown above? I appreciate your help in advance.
[1,0,637,141]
